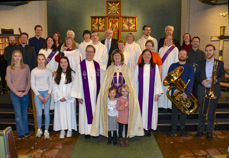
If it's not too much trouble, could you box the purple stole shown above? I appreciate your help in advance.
[46,51,57,64]
[161,46,175,63]
[80,59,100,124]
[138,65,156,129]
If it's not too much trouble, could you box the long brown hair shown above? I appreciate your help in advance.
[10,50,25,70]
[139,49,155,68]
[43,36,57,51]
[54,56,74,85]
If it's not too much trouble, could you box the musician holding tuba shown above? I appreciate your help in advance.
[168,49,195,137]
[195,44,225,141]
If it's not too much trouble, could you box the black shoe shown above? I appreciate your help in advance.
[170,131,175,137]
[113,131,117,145]
[107,137,112,144]
[24,132,30,137]
[18,135,24,140]
[113,137,117,145]
[145,130,151,137]
[206,132,213,141]
[195,132,203,138]
[85,135,91,139]
[180,131,189,137]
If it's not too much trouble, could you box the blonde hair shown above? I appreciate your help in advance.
[37,54,47,66]
[64,37,77,49]
[10,50,24,70]
[120,85,129,93]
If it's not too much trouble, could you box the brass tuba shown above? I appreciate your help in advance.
[163,66,199,115]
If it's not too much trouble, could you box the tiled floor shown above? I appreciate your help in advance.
[15,131,77,158]
[154,130,229,158]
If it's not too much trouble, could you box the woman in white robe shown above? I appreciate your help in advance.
[135,49,163,136]
[158,35,178,109]
[61,37,81,72]
[53,56,77,139]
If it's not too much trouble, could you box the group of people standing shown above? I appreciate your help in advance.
[2,24,225,146]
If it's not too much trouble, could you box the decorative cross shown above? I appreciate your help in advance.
[210,26,229,61]
[91,0,137,40]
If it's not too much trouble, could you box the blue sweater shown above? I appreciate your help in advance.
[29,37,45,54]
[168,62,195,95]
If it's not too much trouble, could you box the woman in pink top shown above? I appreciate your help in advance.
[116,85,129,146]
[6,50,31,140]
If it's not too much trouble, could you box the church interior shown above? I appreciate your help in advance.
[0,0,229,157]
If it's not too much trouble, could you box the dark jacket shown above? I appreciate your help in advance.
[195,59,225,97]
[101,38,118,67]
[17,45,37,70]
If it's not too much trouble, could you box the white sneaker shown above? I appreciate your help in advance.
[59,130,65,139]
[66,130,72,137]
[36,129,42,138]
[44,130,50,139]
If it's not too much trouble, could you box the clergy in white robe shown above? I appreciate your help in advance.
[79,30,92,60]
[60,37,82,72]
[124,33,141,74]
[71,45,102,135]
[134,49,163,132]
[91,32,108,71]
[137,25,158,52]
[158,35,179,109]
[52,57,77,136]
[38,37,59,73]
[90,49,144,138]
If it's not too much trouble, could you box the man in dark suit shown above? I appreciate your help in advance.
[18,32,37,70]
[195,44,225,141]
[101,29,118,67]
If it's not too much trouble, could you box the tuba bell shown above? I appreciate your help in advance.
[163,66,199,115]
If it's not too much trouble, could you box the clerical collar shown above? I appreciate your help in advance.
[66,48,72,51]
[35,36,41,40]
[86,59,93,63]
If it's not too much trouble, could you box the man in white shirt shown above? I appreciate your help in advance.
[137,25,158,52]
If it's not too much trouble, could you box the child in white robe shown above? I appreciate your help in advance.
[53,56,77,139]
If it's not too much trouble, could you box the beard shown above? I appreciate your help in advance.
[179,57,187,62]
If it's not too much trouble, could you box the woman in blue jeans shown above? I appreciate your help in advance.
[31,54,52,139]
[6,50,31,140]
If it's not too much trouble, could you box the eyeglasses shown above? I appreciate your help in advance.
[86,51,95,53]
